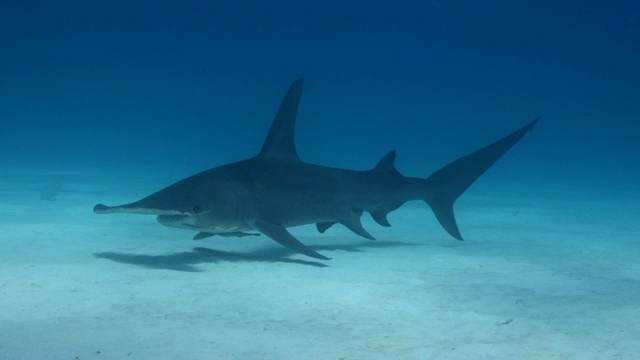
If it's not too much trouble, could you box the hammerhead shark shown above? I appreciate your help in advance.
[94,78,537,260]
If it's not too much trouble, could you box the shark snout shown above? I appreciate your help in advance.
[93,203,184,216]
[93,204,126,214]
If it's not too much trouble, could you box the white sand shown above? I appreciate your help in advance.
[1,171,638,360]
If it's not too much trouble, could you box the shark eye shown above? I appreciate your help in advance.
[193,205,201,214]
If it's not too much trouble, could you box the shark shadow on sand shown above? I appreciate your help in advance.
[93,240,417,271]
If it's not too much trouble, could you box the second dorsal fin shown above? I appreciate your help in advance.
[373,150,401,176]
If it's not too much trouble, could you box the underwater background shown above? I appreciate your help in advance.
[1,1,639,359]
[2,0,638,187]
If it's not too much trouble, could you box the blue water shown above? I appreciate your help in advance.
[2,0,638,187]
[1,1,639,359]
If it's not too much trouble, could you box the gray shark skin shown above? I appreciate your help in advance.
[94,78,538,260]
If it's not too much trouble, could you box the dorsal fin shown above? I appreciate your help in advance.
[373,150,401,176]
[257,78,304,161]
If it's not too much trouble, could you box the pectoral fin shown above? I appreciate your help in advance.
[252,219,330,260]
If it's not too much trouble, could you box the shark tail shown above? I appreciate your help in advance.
[424,118,539,240]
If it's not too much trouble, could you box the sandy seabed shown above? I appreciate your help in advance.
[0,170,638,360]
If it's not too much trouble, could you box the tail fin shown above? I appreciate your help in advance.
[424,118,539,240]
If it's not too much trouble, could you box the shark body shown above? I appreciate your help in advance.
[94,78,538,260]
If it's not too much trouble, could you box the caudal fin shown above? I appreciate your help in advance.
[424,118,539,240]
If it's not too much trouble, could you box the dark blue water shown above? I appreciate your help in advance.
[2,0,638,190]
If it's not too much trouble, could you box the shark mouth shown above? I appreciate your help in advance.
[156,213,249,234]
[157,214,189,222]
[157,214,192,227]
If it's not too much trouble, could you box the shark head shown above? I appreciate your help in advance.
[94,173,212,216]
[93,168,256,233]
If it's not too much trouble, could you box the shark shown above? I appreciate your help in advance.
[94,78,538,260]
